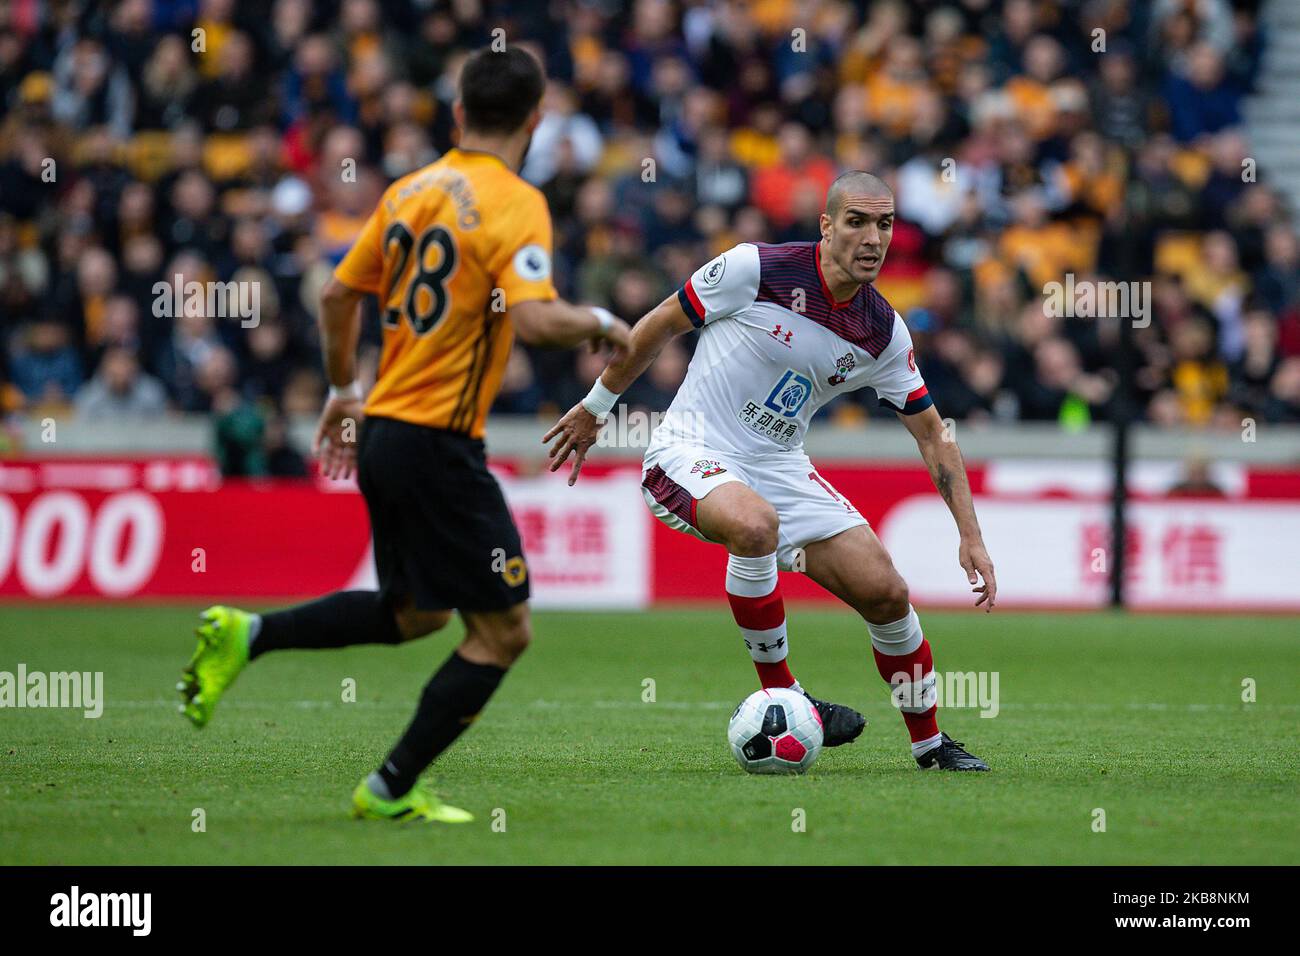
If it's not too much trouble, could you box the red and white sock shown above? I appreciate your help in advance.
[726,552,799,691]
[868,605,941,758]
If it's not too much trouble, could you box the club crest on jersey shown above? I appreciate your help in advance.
[500,555,528,586]
[764,369,813,416]
[690,458,727,478]
[769,324,794,347]
[828,352,856,386]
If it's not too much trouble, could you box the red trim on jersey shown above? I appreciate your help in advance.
[684,279,706,320]
[906,384,929,403]
[642,465,699,530]
[814,244,858,310]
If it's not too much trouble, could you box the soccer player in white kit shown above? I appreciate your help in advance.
[545,171,996,769]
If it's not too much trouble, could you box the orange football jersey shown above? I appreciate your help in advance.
[334,148,557,437]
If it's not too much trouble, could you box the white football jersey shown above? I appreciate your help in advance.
[647,241,932,457]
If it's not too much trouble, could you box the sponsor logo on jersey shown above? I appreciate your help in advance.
[828,351,856,386]
[690,458,727,478]
[763,369,813,416]
[513,244,551,281]
[737,401,800,444]
[769,323,794,347]
[701,255,727,286]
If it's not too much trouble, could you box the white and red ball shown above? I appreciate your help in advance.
[727,687,823,774]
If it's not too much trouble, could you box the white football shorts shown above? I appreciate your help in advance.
[640,442,868,570]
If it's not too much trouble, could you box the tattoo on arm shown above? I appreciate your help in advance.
[932,463,955,505]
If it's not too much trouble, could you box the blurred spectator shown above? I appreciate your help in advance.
[1170,317,1229,425]
[1229,307,1280,416]
[52,37,133,137]
[1254,226,1300,315]
[750,123,836,231]
[1167,458,1227,496]
[263,412,308,477]
[74,347,167,419]
[523,82,603,186]
[1163,42,1241,143]
[10,321,82,407]
[494,346,545,416]
[1266,358,1300,423]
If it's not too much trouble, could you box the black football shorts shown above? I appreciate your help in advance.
[357,416,529,612]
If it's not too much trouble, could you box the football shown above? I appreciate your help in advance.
[727,687,824,774]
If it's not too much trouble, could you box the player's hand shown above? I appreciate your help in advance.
[590,315,631,358]
[542,402,603,486]
[959,536,997,612]
[311,396,365,481]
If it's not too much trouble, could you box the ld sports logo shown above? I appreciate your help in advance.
[764,369,813,416]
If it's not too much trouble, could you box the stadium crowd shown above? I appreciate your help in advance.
[2,0,1298,472]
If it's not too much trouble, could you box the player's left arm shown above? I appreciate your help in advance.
[495,188,631,351]
[899,405,997,612]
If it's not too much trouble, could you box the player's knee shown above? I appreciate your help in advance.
[727,504,780,556]
[395,608,452,642]
[497,618,532,661]
[866,576,910,623]
[464,604,531,665]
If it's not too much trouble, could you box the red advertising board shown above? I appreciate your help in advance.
[1,456,1298,611]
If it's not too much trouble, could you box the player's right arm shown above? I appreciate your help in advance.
[311,195,391,481]
[542,292,692,484]
[544,243,759,484]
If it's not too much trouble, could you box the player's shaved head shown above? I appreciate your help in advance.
[825,171,893,218]
[819,170,895,290]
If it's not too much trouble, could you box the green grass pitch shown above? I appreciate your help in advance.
[1,604,1296,865]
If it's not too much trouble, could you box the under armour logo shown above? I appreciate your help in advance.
[770,324,794,346]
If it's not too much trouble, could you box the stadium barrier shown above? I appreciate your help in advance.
[2,452,1298,611]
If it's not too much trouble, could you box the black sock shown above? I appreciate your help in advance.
[250,591,403,659]
[377,652,506,798]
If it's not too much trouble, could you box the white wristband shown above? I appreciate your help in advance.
[329,380,362,401]
[581,377,621,421]
[591,307,615,335]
